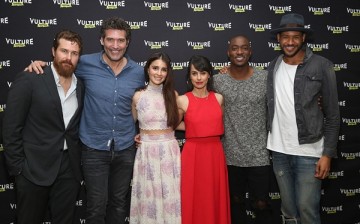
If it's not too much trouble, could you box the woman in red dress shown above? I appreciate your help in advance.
[177,55,231,224]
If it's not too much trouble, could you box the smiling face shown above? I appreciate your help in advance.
[227,36,252,67]
[147,59,168,86]
[101,29,129,63]
[277,30,306,59]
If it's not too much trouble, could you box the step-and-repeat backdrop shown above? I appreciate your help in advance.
[0,1,359,223]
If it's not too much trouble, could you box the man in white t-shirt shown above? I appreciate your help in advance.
[266,13,340,224]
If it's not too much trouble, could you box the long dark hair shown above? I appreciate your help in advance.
[186,55,215,92]
[144,52,179,129]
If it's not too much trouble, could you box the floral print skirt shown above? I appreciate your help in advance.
[130,132,181,224]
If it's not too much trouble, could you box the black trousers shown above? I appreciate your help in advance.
[228,165,273,224]
[15,151,80,224]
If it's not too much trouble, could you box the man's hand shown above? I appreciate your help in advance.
[219,66,229,74]
[315,155,331,179]
[134,134,141,148]
[24,61,46,74]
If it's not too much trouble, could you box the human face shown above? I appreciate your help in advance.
[52,38,80,78]
[101,29,129,62]
[277,31,305,58]
[189,64,210,90]
[227,36,252,67]
[147,59,168,86]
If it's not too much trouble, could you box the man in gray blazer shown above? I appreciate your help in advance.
[3,30,84,224]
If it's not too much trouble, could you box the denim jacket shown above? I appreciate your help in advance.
[267,46,340,158]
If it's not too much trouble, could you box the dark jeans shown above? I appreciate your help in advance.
[15,151,80,224]
[81,143,136,224]
[228,165,272,224]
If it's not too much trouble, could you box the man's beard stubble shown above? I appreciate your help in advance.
[281,42,304,59]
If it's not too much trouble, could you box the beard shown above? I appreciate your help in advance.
[53,59,75,78]
[281,43,304,58]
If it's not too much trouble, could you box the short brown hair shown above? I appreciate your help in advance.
[53,29,83,55]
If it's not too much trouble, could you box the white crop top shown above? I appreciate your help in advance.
[136,84,170,130]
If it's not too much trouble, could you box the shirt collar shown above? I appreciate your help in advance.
[51,64,77,87]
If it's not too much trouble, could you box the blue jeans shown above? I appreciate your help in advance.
[82,143,136,224]
[272,151,321,224]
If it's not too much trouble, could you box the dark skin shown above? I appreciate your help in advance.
[226,35,270,211]
[278,31,330,180]
[227,35,253,80]
[277,31,305,65]
[220,33,328,179]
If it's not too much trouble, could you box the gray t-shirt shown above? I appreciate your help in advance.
[213,68,270,167]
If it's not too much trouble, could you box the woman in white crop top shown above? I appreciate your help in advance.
[130,52,181,224]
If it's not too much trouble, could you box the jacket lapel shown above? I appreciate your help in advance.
[42,66,64,125]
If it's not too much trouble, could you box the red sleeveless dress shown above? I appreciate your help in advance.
[181,91,231,224]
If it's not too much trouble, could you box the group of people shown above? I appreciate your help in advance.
[2,12,339,224]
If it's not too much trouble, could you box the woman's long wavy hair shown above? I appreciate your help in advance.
[144,52,179,129]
